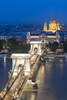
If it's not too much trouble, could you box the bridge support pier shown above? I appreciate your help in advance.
[30,41,42,55]
[11,53,31,76]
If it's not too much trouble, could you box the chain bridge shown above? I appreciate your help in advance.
[0,40,45,100]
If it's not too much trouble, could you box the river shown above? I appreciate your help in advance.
[0,55,67,100]
[21,58,67,100]
[0,54,12,92]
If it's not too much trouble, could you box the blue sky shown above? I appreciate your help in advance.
[0,0,67,24]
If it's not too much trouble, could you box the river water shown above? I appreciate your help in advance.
[0,55,67,100]
[21,58,67,100]
[0,54,12,92]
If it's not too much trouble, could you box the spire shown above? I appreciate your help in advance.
[50,16,56,24]
[52,16,54,20]
[57,19,60,30]
[44,20,47,25]
[43,20,47,31]
[57,19,59,24]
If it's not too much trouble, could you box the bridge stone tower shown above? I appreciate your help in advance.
[30,41,42,55]
[11,53,31,76]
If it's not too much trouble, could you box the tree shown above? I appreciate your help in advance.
[0,40,6,51]
[47,42,59,52]
[63,40,67,52]
[53,42,59,47]
[7,38,17,46]
[7,38,17,49]
[7,38,30,53]
[50,43,56,52]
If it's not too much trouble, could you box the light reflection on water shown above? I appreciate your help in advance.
[20,92,37,100]
[22,58,67,100]
[0,54,12,92]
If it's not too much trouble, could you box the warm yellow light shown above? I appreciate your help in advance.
[43,16,60,32]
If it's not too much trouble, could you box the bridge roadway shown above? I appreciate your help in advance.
[0,50,44,100]
[4,79,19,100]
[0,65,25,100]
[3,75,28,100]
[17,54,41,100]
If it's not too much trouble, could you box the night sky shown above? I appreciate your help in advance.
[0,0,67,24]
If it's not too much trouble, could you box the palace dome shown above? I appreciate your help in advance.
[50,16,56,24]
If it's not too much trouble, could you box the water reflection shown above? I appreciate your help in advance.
[30,92,37,100]
[41,64,45,82]
[26,58,67,100]
[21,91,37,100]
[0,54,12,92]
[3,56,7,70]
[36,58,67,100]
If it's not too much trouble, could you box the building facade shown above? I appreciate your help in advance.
[0,32,26,43]
[27,31,60,45]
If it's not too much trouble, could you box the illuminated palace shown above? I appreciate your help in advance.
[44,16,60,33]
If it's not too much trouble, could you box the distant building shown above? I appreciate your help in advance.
[64,31,67,41]
[27,31,60,45]
[57,30,67,42]
[44,16,60,33]
[0,32,26,43]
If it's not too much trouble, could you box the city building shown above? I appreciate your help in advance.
[43,16,60,33]
[27,16,60,44]
[0,32,26,43]
[57,30,67,42]
[27,31,60,45]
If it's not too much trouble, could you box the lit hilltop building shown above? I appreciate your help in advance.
[44,16,60,33]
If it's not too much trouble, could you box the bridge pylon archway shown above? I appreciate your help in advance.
[30,41,42,55]
[11,53,31,76]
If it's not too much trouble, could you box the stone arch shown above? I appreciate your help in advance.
[11,53,31,76]
[34,47,38,52]
[30,41,42,55]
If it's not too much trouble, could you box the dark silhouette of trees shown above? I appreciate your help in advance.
[47,42,59,52]
[63,40,67,52]
[7,38,30,53]
[0,40,6,51]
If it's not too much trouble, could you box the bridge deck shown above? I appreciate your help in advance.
[4,79,19,100]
